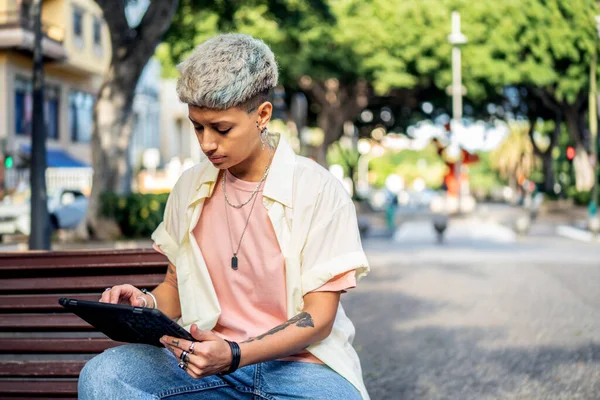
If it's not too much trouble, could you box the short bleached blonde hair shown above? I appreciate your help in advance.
[176,33,278,110]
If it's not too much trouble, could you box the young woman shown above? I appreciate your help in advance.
[79,33,370,399]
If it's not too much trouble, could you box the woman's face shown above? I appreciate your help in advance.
[188,103,272,170]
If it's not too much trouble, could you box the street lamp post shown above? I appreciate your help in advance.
[29,0,51,250]
[590,16,600,235]
[448,11,467,214]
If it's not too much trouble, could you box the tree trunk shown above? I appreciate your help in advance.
[541,152,555,193]
[85,0,179,239]
[86,77,137,238]
[302,79,369,167]
[347,164,357,199]
[528,114,559,194]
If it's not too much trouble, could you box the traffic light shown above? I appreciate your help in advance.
[566,146,575,162]
[4,153,13,169]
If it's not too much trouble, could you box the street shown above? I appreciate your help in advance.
[347,217,600,399]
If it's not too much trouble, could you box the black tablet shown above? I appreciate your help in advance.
[59,298,195,347]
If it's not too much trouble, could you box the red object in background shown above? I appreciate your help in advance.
[566,146,575,161]
[434,141,480,198]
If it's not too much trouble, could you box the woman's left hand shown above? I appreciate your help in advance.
[160,324,232,379]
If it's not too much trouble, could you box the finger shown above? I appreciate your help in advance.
[133,296,147,307]
[161,336,190,351]
[185,362,203,378]
[109,287,122,304]
[190,325,219,342]
[165,343,192,366]
[99,288,111,303]
[166,344,203,378]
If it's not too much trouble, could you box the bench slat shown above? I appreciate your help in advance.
[0,314,93,330]
[0,338,122,353]
[0,294,101,310]
[0,361,87,377]
[0,379,78,395]
[0,248,166,271]
[3,397,76,400]
[0,274,164,292]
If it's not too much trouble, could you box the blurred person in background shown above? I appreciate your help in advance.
[78,34,370,399]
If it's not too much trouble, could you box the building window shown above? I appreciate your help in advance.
[15,77,31,137]
[69,91,94,143]
[15,76,60,140]
[93,16,103,55]
[73,7,84,48]
[45,86,60,140]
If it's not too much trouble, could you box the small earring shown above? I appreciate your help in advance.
[259,126,268,149]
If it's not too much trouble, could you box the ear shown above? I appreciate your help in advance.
[256,101,273,127]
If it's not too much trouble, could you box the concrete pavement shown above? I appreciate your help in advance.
[345,221,600,399]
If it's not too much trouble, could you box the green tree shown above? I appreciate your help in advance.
[87,0,178,238]
[456,0,599,191]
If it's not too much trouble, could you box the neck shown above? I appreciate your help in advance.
[228,144,273,182]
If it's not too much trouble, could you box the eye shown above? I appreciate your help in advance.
[193,125,203,132]
[217,128,231,134]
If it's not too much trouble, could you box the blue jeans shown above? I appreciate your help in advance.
[78,343,361,399]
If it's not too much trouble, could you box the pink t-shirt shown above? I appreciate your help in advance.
[155,170,355,363]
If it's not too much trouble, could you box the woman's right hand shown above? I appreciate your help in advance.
[99,284,149,307]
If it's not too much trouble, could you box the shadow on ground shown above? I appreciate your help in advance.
[343,257,600,400]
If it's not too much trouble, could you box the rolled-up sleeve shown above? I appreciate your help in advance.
[300,201,370,295]
[151,190,180,266]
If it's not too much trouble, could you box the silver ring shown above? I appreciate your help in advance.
[105,287,111,291]
[178,361,188,370]
[188,342,196,354]
[137,296,148,308]
[180,350,189,362]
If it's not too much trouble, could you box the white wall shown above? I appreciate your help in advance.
[159,79,201,166]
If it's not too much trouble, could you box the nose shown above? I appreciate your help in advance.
[199,132,218,153]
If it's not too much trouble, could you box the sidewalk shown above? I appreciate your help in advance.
[358,201,599,243]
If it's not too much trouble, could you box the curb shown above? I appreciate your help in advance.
[556,225,600,243]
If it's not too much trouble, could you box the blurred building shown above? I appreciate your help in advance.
[0,0,163,195]
[159,78,201,165]
[130,58,162,176]
[129,78,202,193]
[0,0,110,174]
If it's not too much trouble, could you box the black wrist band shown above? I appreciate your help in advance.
[222,340,241,375]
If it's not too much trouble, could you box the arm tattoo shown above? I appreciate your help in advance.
[168,266,176,274]
[243,312,314,343]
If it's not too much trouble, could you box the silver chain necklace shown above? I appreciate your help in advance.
[223,146,274,270]
[223,147,273,209]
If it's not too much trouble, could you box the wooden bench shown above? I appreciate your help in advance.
[0,248,168,399]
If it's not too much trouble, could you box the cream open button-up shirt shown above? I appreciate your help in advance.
[151,133,371,399]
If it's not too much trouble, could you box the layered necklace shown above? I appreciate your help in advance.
[223,145,274,270]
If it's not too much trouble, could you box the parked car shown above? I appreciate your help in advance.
[0,189,88,238]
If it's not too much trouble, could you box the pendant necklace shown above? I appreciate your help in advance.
[223,146,273,270]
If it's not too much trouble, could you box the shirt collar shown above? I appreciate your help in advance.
[188,133,295,209]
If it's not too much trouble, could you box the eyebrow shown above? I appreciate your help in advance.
[188,117,233,126]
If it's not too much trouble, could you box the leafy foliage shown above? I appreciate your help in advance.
[101,192,169,238]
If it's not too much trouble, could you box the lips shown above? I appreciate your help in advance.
[208,155,225,163]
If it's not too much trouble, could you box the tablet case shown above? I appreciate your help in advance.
[59,298,195,347]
